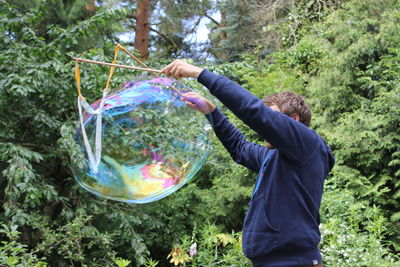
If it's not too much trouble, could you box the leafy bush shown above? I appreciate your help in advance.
[320,188,399,266]
[167,223,250,266]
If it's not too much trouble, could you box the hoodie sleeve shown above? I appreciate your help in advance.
[207,108,268,172]
[198,69,319,166]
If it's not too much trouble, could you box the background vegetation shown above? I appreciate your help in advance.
[0,0,399,266]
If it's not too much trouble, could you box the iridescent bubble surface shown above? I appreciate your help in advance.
[72,76,213,203]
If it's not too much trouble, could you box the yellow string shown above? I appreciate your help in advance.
[104,44,121,92]
[118,43,127,52]
[75,44,122,99]
[75,61,84,99]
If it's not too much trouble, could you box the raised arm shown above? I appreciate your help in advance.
[181,92,268,172]
[208,108,269,172]
[197,70,319,165]
[161,60,319,165]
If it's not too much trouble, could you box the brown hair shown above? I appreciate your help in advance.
[262,91,312,127]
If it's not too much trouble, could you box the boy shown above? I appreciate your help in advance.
[162,60,335,267]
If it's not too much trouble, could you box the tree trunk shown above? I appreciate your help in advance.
[134,0,150,60]
[85,0,96,13]
[219,11,228,60]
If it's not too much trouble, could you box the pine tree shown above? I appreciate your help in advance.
[134,0,150,59]
[118,0,214,58]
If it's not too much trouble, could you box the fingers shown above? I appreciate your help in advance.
[169,64,181,79]
[161,60,203,79]
[182,91,200,98]
[183,99,201,113]
[181,92,215,114]
[182,92,202,103]
[184,100,196,109]
[161,60,183,78]
[181,92,204,112]
[160,61,173,77]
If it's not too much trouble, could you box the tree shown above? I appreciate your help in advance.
[208,0,347,62]
[250,0,346,49]
[118,0,214,59]
[209,0,255,62]
[151,0,214,58]
[134,0,150,59]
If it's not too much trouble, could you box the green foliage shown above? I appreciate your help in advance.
[0,225,47,267]
[169,223,250,266]
[210,0,256,61]
[306,0,400,250]
[278,0,348,47]
[113,257,131,267]
[4,0,125,53]
[144,257,159,267]
[213,0,347,60]
[320,189,399,266]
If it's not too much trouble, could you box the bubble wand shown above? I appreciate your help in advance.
[72,57,162,73]
[73,44,184,97]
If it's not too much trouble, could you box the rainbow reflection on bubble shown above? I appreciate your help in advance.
[72,76,213,203]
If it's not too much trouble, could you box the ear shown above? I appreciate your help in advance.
[291,113,300,122]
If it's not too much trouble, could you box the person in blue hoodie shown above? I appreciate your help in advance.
[162,60,335,267]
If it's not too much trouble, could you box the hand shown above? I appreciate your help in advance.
[161,60,204,79]
[182,92,216,114]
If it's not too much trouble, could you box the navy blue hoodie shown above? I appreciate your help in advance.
[198,70,335,267]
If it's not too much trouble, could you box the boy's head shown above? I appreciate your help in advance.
[262,91,312,127]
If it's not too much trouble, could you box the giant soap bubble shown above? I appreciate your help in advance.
[72,76,213,203]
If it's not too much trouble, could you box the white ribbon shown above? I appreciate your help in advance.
[77,90,110,174]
